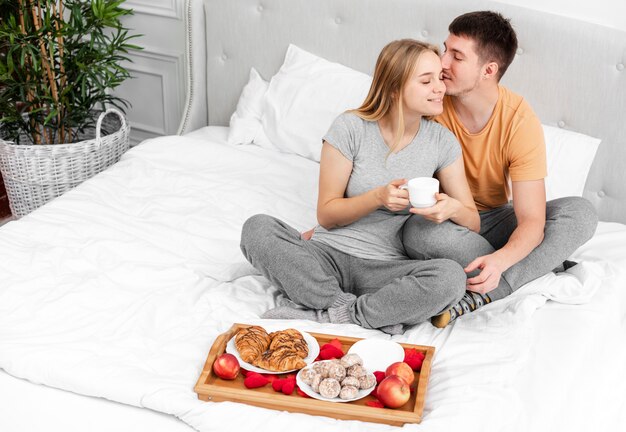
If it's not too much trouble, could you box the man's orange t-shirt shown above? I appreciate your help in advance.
[436,86,547,211]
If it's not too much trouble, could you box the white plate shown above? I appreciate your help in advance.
[225,327,320,374]
[347,339,404,372]
[296,361,376,403]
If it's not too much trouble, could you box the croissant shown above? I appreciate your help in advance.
[268,329,309,359]
[234,325,271,363]
[252,346,307,372]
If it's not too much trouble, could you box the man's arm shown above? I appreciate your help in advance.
[465,179,546,294]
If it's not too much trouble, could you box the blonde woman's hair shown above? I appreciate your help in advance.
[351,39,440,153]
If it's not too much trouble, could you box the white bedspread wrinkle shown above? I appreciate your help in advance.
[0,136,624,432]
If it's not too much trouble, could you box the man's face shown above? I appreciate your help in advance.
[440,34,483,97]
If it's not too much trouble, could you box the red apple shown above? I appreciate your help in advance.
[376,375,411,408]
[213,353,240,380]
[385,361,414,386]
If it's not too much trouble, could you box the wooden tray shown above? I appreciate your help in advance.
[194,323,435,426]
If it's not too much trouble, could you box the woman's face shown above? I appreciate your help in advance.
[401,51,446,117]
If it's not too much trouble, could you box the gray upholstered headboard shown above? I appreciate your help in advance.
[179,0,626,224]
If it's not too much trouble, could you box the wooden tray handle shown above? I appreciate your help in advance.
[209,326,237,359]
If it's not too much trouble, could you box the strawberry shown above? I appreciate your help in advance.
[329,338,343,351]
[263,374,278,383]
[296,385,310,398]
[403,348,425,371]
[243,373,269,389]
[366,400,385,408]
[282,379,296,395]
[373,371,386,384]
[272,378,285,392]
[319,344,344,360]
[370,386,378,399]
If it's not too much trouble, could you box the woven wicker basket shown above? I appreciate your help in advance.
[0,109,130,218]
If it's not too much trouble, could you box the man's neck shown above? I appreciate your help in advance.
[450,85,500,134]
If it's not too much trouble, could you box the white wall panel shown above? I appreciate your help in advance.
[125,0,182,19]
[113,49,185,145]
[492,0,626,31]
[118,0,186,145]
[121,0,624,146]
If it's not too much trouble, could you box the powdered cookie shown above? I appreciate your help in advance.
[358,373,377,389]
[347,364,367,378]
[340,353,362,368]
[299,368,319,386]
[339,385,359,400]
[310,373,322,393]
[341,376,360,388]
[318,378,341,399]
[327,362,346,382]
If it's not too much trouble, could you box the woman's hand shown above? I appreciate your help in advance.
[378,179,410,212]
[301,228,315,240]
[409,192,459,223]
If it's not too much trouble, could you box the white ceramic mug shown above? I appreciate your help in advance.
[401,177,439,208]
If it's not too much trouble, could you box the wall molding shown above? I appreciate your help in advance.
[125,0,182,20]
[121,48,185,140]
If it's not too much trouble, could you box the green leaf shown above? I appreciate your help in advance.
[1,0,139,143]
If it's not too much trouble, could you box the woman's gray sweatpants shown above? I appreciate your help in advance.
[240,214,467,330]
[402,196,598,301]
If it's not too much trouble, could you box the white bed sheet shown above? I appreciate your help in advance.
[0,127,233,432]
[0,127,227,432]
[0,128,624,432]
[0,371,194,432]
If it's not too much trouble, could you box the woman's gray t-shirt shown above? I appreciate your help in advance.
[311,112,461,260]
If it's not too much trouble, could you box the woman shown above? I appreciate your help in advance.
[240,39,478,334]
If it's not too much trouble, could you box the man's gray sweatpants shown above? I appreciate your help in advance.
[240,214,467,330]
[402,196,598,301]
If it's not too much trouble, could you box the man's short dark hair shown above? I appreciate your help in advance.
[449,11,518,80]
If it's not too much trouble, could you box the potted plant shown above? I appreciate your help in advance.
[0,0,140,217]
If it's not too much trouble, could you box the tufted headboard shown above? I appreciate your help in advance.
[179,0,626,224]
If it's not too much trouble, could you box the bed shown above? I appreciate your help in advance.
[1,0,625,431]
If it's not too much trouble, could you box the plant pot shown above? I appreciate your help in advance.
[0,109,130,218]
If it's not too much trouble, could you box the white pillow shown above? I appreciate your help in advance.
[543,125,600,200]
[261,44,372,161]
[228,68,275,149]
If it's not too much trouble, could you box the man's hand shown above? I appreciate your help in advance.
[464,253,508,294]
[409,192,459,224]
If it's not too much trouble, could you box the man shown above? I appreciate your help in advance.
[402,11,598,327]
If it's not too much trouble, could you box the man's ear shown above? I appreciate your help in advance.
[482,62,499,80]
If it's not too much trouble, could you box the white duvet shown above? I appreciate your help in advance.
[0,134,624,432]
